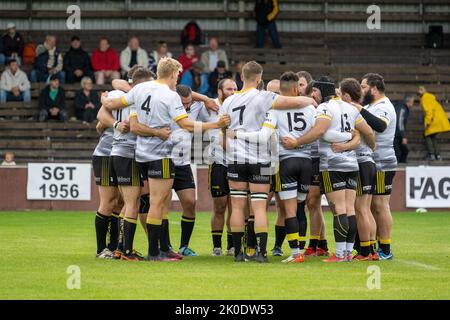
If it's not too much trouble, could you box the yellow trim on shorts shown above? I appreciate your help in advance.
[276,172,281,193]
[323,171,332,194]
[356,174,363,197]
[124,217,137,224]
[147,218,162,225]
[174,114,188,122]
[287,233,298,241]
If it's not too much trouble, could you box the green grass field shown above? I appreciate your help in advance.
[0,210,449,300]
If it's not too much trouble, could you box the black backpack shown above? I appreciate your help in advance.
[181,21,202,46]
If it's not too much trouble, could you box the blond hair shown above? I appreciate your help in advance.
[242,61,263,82]
[157,57,183,79]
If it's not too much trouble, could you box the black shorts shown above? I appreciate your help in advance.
[357,161,376,196]
[227,162,272,184]
[137,158,175,180]
[320,170,358,194]
[173,165,196,192]
[209,163,230,198]
[274,157,312,200]
[310,158,321,187]
[92,156,117,187]
[111,156,143,187]
[374,170,396,195]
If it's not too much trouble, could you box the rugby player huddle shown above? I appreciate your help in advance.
[92,58,396,263]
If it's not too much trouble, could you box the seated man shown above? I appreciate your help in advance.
[0,59,31,103]
[31,35,65,83]
[63,36,94,84]
[74,76,100,123]
[180,61,208,96]
[1,23,24,65]
[38,75,68,122]
[91,38,120,85]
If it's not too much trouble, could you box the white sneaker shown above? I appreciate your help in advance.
[96,248,114,259]
[212,248,222,256]
[226,247,235,256]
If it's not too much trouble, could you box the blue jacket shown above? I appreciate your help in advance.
[180,70,209,95]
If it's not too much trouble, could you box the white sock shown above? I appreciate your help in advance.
[346,242,354,253]
[291,248,300,257]
[336,242,346,258]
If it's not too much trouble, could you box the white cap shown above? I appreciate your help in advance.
[7,22,16,30]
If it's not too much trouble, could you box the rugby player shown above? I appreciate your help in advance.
[338,78,378,261]
[352,73,397,260]
[101,58,230,261]
[221,61,317,263]
[282,77,375,262]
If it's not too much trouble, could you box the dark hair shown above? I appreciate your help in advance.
[296,71,313,84]
[176,84,192,97]
[304,81,314,96]
[99,38,110,44]
[340,78,361,102]
[131,68,153,84]
[71,35,80,42]
[7,59,17,65]
[362,73,385,92]
[280,71,299,92]
[217,60,226,69]
[404,94,415,101]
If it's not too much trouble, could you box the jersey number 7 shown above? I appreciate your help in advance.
[232,105,246,125]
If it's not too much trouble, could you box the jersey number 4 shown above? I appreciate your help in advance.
[232,105,246,125]
[287,112,307,132]
[141,95,152,115]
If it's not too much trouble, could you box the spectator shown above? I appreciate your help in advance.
[208,60,232,98]
[0,59,31,103]
[419,86,450,161]
[149,41,172,74]
[91,38,120,85]
[200,37,229,73]
[233,60,245,90]
[178,43,199,77]
[120,37,148,76]
[38,75,67,122]
[63,36,93,84]
[394,95,414,163]
[31,35,64,83]
[1,152,16,166]
[180,61,208,95]
[1,23,24,65]
[74,77,100,123]
[255,0,282,49]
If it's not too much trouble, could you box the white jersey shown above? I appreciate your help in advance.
[366,96,397,171]
[220,88,278,164]
[198,98,226,166]
[109,90,137,159]
[169,101,204,166]
[122,80,188,162]
[263,105,316,160]
[316,99,364,172]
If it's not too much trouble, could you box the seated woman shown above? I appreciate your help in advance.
[75,76,100,123]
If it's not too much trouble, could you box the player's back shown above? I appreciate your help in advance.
[366,96,397,171]
[317,99,361,172]
[222,88,278,163]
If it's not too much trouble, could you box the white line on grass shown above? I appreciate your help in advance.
[396,259,442,271]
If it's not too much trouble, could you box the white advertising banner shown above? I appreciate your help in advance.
[27,163,91,200]
[406,166,450,208]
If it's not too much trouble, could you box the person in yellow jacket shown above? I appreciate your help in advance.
[255,0,282,49]
[419,86,450,160]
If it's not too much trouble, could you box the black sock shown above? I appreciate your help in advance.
[285,217,299,253]
[95,212,110,254]
[212,230,223,249]
[346,215,357,245]
[297,202,307,250]
[139,194,150,214]
[117,217,124,251]
[318,239,328,251]
[246,216,256,249]
[255,232,268,256]
[232,232,244,256]
[123,218,137,255]
[333,215,349,243]
[227,232,233,250]
[360,241,371,257]
[146,220,162,257]
[379,239,391,255]
[180,215,195,249]
[370,240,377,255]
[108,213,119,251]
[353,229,361,254]
[308,237,319,250]
[160,219,170,252]
[274,225,286,248]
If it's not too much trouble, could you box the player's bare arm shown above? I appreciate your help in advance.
[331,129,361,153]
[282,117,330,149]
[112,79,132,93]
[177,114,230,132]
[355,120,376,151]
[101,92,128,110]
[191,91,219,112]
[97,105,129,134]
[128,113,171,140]
[273,95,317,110]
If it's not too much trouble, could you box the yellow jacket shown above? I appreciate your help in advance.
[421,92,450,136]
